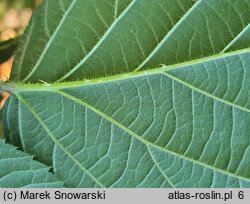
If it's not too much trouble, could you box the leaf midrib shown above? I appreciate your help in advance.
[10,47,250,92]
[8,48,250,114]
[18,0,249,83]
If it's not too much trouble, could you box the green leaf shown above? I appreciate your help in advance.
[0,139,63,187]
[2,0,250,187]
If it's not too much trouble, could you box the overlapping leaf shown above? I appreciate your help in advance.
[0,139,63,187]
[2,0,250,187]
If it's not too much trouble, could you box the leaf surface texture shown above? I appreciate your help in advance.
[2,0,250,187]
[0,140,63,187]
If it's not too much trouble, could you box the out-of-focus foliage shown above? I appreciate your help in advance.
[0,0,42,59]
[0,0,41,16]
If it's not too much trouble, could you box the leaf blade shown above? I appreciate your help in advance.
[0,139,63,188]
[3,0,250,188]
